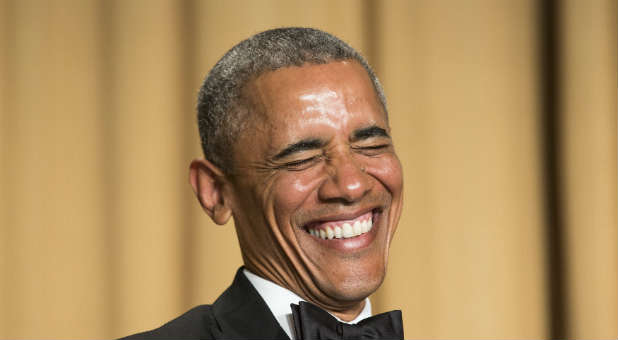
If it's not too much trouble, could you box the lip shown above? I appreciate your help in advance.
[300,208,382,252]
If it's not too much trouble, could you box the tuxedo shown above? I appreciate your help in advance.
[123,267,289,339]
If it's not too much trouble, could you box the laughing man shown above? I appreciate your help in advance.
[126,27,404,340]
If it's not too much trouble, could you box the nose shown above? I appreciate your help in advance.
[317,152,372,203]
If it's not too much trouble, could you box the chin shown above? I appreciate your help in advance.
[321,266,386,303]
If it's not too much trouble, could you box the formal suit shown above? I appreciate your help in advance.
[123,267,289,339]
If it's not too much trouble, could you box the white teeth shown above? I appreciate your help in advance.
[326,227,334,239]
[363,219,373,233]
[342,223,353,238]
[334,226,342,238]
[353,221,362,236]
[307,214,375,239]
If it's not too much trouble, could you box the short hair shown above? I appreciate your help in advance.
[197,27,387,173]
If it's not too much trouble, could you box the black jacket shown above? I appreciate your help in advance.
[123,267,289,339]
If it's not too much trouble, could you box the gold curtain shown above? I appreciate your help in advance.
[0,0,615,338]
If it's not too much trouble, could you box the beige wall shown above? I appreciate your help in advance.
[0,0,615,338]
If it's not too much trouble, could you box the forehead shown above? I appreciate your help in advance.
[243,61,386,137]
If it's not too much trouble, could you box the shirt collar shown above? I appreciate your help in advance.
[243,268,372,340]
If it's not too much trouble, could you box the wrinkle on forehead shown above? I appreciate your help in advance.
[243,62,383,154]
[299,90,338,105]
[296,88,352,131]
[299,90,343,114]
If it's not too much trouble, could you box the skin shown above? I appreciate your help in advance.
[190,61,403,321]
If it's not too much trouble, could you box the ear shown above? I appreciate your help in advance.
[189,159,232,225]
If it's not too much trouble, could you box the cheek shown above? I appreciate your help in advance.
[365,155,403,195]
[270,168,325,228]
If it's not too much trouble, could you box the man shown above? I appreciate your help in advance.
[126,27,404,339]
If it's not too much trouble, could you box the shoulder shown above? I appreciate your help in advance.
[120,305,217,339]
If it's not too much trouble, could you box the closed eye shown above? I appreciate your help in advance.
[359,144,389,150]
[279,155,323,171]
[352,143,391,156]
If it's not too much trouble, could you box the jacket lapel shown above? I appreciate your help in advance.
[211,267,290,339]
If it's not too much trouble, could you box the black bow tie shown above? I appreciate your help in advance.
[290,301,404,340]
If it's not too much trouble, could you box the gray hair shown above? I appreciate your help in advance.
[197,27,387,173]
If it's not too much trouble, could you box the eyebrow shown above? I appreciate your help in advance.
[272,138,325,160]
[350,125,390,142]
[271,126,390,161]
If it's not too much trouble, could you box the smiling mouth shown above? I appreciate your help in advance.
[303,209,378,240]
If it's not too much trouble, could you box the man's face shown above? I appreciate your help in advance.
[226,61,403,311]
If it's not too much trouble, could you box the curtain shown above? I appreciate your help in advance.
[1,0,615,338]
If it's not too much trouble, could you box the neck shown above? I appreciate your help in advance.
[244,261,369,322]
[329,299,366,322]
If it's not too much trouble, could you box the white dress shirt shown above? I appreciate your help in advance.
[243,269,372,339]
